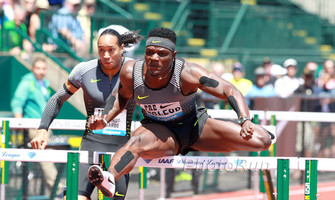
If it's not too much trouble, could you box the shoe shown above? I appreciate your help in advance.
[88,165,115,198]
[267,130,277,144]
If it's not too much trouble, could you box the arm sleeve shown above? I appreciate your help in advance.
[102,78,120,115]
[102,94,116,115]
[38,84,73,130]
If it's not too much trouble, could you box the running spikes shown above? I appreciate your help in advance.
[88,165,115,198]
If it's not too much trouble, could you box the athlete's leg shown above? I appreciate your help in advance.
[108,123,179,181]
[191,118,271,152]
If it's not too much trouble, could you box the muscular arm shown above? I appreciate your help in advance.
[103,60,135,123]
[181,61,250,119]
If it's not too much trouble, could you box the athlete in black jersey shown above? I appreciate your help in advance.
[87,27,275,198]
[30,28,142,200]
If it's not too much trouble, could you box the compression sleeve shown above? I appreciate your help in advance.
[38,84,73,130]
[227,95,241,118]
[102,94,116,115]
[102,76,120,115]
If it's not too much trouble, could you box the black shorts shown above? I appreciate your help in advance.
[66,138,130,199]
[141,107,210,155]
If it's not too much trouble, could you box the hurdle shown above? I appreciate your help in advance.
[2,148,334,200]
[0,112,276,199]
[276,159,319,200]
[2,110,335,199]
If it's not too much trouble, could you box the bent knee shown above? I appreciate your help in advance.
[125,130,178,158]
[124,135,143,152]
[258,135,271,151]
[253,128,272,151]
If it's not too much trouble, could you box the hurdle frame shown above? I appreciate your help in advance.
[2,110,335,199]
[0,147,334,200]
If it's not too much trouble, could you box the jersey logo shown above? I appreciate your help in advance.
[115,191,125,197]
[91,78,101,83]
[160,104,173,109]
[137,95,150,100]
[141,102,183,121]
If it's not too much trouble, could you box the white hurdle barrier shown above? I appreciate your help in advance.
[2,109,335,199]
[2,147,335,200]
[2,109,335,128]
[3,147,335,172]
[2,147,335,172]
[0,149,299,170]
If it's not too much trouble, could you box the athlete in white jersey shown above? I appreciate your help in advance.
[30,28,142,200]
[87,27,275,198]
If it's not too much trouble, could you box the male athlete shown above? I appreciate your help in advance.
[87,27,275,197]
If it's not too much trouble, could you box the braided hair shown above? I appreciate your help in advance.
[99,28,143,48]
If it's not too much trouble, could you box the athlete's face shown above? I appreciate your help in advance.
[97,34,124,70]
[144,45,176,77]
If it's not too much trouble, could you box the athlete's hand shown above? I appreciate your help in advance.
[239,120,254,141]
[88,114,108,130]
[30,129,48,149]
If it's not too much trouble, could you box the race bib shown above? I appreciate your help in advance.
[92,108,127,136]
[140,102,183,121]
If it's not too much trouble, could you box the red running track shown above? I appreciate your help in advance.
[168,181,335,200]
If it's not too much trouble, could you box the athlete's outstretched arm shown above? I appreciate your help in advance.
[30,81,77,149]
[88,60,135,130]
[181,61,254,140]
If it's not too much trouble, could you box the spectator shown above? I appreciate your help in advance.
[10,56,57,195]
[262,57,276,86]
[245,66,276,108]
[2,5,33,60]
[22,0,35,29]
[317,59,335,89]
[228,62,253,96]
[48,0,64,9]
[314,60,335,158]
[49,0,85,55]
[77,0,96,56]
[270,64,287,80]
[209,61,233,81]
[274,58,303,98]
[305,61,318,75]
[24,0,50,43]
[293,66,321,158]
[2,0,20,21]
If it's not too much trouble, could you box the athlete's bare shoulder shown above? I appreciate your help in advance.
[121,59,137,80]
[182,61,209,82]
[181,60,210,94]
